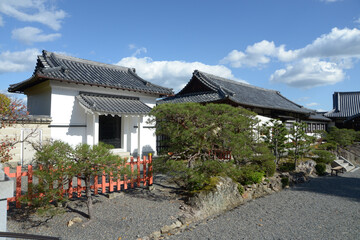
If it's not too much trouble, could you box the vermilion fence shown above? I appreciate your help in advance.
[4,155,153,210]
[211,150,232,160]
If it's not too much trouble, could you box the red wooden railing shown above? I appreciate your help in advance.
[212,150,232,160]
[4,155,153,210]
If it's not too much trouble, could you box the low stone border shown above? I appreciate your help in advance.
[140,169,315,240]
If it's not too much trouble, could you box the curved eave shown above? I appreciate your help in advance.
[77,99,150,116]
[9,73,172,97]
[227,96,312,116]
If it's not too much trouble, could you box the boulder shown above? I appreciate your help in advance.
[188,177,244,220]
[297,160,316,175]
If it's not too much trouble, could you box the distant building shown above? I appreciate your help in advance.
[160,70,330,124]
[158,70,331,152]
[8,50,173,164]
[325,91,360,131]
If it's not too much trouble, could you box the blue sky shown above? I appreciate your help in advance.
[0,0,359,112]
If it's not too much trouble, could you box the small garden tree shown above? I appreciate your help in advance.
[149,103,275,192]
[287,122,315,169]
[149,103,258,165]
[323,126,359,153]
[71,143,129,220]
[31,141,129,221]
[261,119,288,165]
[29,140,74,210]
[0,94,27,163]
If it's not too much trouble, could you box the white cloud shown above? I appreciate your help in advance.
[222,27,360,89]
[222,28,360,69]
[355,18,360,25]
[132,47,147,57]
[270,58,345,88]
[0,15,3,26]
[116,56,246,92]
[297,96,310,102]
[320,0,341,2]
[306,102,320,107]
[0,0,67,30]
[128,44,136,50]
[0,48,39,74]
[128,44,147,57]
[297,28,360,59]
[12,27,61,44]
[220,40,296,67]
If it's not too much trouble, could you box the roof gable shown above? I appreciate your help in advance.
[9,50,173,96]
[161,70,312,115]
[77,92,152,115]
[326,91,360,118]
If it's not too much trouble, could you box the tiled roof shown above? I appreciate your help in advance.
[77,92,152,115]
[325,92,360,118]
[159,92,222,104]
[307,113,332,122]
[8,50,173,96]
[161,70,312,115]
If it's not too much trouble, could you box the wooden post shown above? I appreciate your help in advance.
[124,174,128,190]
[15,166,21,208]
[77,176,82,197]
[117,166,121,191]
[94,175,98,195]
[130,157,134,188]
[68,178,73,199]
[102,171,106,193]
[149,153,153,185]
[137,156,141,187]
[143,156,147,186]
[109,172,113,193]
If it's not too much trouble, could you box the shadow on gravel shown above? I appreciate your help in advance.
[8,207,54,229]
[122,174,185,202]
[292,174,360,202]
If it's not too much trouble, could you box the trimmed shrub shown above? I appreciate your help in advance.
[312,150,336,164]
[315,163,327,176]
[260,160,276,177]
[317,142,336,151]
[238,165,264,185]
[281,177,289,188]
[279,162,295,172]
[161,159,244,193]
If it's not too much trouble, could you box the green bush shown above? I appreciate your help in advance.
[260,160,276,177]
[238,165,264,185]
[312,150,336,164]
[279,162,295,172]
[315,163,327,176]
[317,142,336,151]
[237,184,244,195]
[162,159,244,193]
[281,177,289,188]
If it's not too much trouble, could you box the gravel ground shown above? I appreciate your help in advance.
[169,170,360,240]
[7,174,183,240]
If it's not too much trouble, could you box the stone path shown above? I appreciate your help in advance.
[169,170,360,240]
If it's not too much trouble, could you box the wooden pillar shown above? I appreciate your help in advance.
[137,116,142,157]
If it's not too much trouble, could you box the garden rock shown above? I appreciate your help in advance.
[297,160,316,175]
[188,177,243,220]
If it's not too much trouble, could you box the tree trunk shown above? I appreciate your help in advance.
[85,175,93,220]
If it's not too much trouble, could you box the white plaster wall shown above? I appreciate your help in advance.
[50,85,86,125]
[1,123,51,165]
[47,82,158,153]
[256,115,274,126]
[25,81,51,116]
